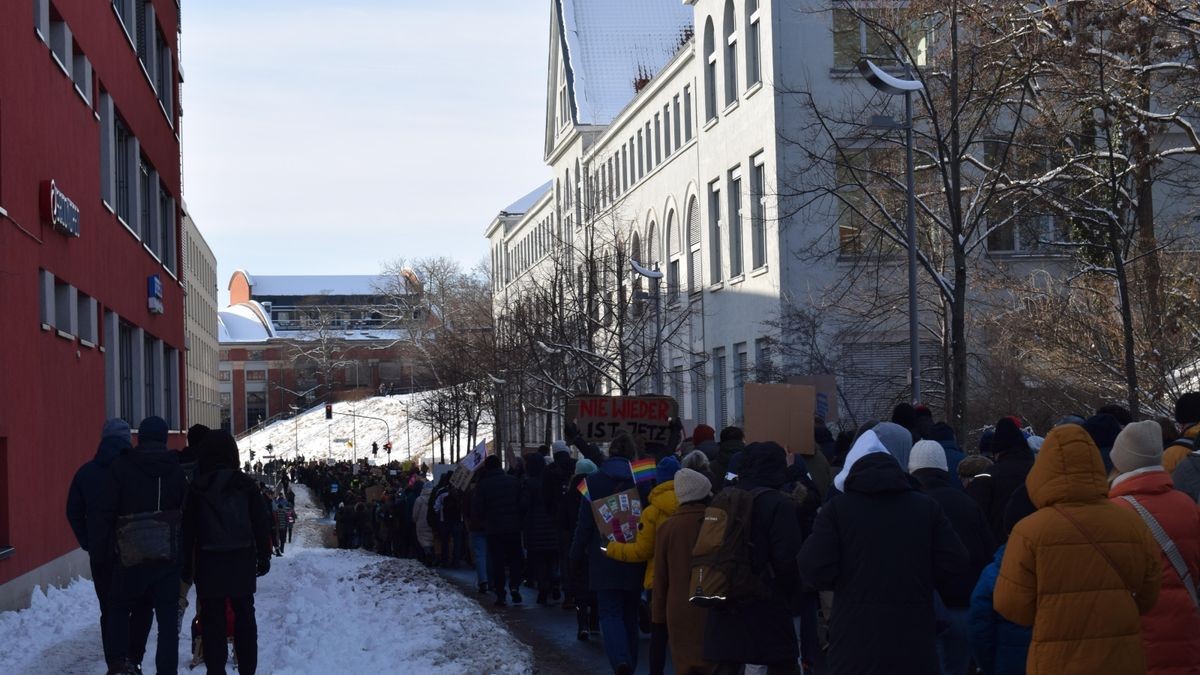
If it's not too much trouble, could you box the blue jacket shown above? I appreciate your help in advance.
[66,434,129,555]
[938,439,967,480]
[967,545,1032,675]
[568,457,646,592]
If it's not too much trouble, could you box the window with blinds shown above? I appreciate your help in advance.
[692,362,707,425]
[734,343,748,424]
[687,197,702,293]
[713,348,728,429]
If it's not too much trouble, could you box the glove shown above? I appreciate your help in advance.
[257,557,271,577]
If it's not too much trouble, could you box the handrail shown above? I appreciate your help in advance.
[0,545,14,561]
[236,401,326,441]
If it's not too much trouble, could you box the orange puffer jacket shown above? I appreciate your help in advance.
[1110,469,1200,675]
[994,424,1162,675]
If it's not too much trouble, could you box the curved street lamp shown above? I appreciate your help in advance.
[858,58,925,404]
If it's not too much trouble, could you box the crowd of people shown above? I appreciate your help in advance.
[58,391,1200,675]
[66,419,295,675]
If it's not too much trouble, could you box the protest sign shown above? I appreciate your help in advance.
[590,486,643,544]
[451,440,490,490]
[743,383,816,456]
[364,485,384,503]
[787,374,839,424]
[566,396,679,445]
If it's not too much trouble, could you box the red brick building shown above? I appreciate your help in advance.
[219,270,436,435]
[0,1,185,608]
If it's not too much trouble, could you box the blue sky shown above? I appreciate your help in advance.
[181,0,549,304]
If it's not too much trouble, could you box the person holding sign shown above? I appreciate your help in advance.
[569,433,651,675]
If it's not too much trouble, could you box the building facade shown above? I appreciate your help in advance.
[219,271,435,435]
[183,205,220,430]
[0,0,185,608]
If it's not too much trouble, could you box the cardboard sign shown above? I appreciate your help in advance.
[787,374,839,424]
[364,485,384,503]
[743,383,816,456]
[590,486,643,544]
[462,440,489,472]
[566,396,679,445]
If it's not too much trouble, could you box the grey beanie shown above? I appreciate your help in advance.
[1111,420,1164,474]
[673,468,712,504]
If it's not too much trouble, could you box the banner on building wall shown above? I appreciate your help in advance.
[743,383,816,456]
[565,395,679,446]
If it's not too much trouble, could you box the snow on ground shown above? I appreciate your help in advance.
[0,487,530,674]
[238,393,491,468]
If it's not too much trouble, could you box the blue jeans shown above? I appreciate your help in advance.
[596,589,640,673]
[938,606,971,675]
[470,532,489,585]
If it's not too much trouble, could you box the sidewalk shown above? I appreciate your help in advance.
[437,566,674,675]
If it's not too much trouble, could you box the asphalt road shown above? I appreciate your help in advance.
[437,566,672,675]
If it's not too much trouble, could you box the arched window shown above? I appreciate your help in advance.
[723,1,738,106]
[646,221,658,269]
[686,197,702,292]
[703,18,717,121]
[746,0,761,87]
[666,211,680,298]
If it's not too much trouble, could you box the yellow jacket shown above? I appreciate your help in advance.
[605,480,678,589]
[1163,423,1199,473]
[994,424,1161,675]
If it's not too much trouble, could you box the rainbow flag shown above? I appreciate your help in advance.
[630,458,656,484]
[577,479,591,501]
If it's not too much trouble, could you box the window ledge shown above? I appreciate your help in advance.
[750,265,769,278]
[723,100,740,116]
[118,217,139,240]
[74,84,91,108]
[0,205,7,219]
[50,51,70,78]
[745,81,764,99]
[101,199,115,214]
[728,274,746,285]
[56,329,76,341]
[41,323,52,332]
[709,281,725,292]
[703,117,719,133]
[0,546,13,561]
[112,6,135,51]
[80,339,96,349]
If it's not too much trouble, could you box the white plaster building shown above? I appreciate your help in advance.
[182,204,221,430]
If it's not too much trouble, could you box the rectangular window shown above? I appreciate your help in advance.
[72,44,92,104]
[119,322,135,424]
[832,8,929,69]
[48,7,72,74]
[755,337,774,382]
[645,122,654,170]
[76,291,97,343]
[684,86,694,139]
[114,116,132,224]
[637,131,644,179]
[673,96,683,148]
[156,30,171,114]
[667,259,680,299]
[709,182,723,283]
[245,370,267,381]
[54,278,74,333]
[164,347,176,427]
[729,170,744,277]
[751,159,767,269]
[663,105,673,158]
[725,27,739,106]
[219,392,232,433]
[144,334,157,418]
[218,369,231,382]
[734,343,748,424]
[836,147,901,256]
[713,348,728,429]
[692,361,707,425]
[688,199,703,293]
[135,0,148,62]
[747,0,762,87]
[159,186,171,267]
[34,0,49,39]
[654,114,662,164]
[38,269,53,326]
[138,158,152,241]
[246,391,267,428]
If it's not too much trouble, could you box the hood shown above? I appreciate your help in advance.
[912,467,957,492]
[648,480,678,510]
[94,434,131,468]
[552,451,574,473]
[193,468,241,508]
[1109,468,1175,499]
[844,453,913,494]
[600,457,633,480]
[873,422,913,470]
[1026,424,1109,508]
[126,444,180,478]
[1083,413,1123,450]
[738,442,788,489]
[834,430,891,492]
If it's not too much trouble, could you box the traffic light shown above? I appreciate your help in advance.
[384,442,392,455]
[250,449,256,461]
[372,442,379,456]
[325,404,333,420]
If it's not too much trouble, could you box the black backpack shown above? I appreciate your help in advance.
[196,470,255,553]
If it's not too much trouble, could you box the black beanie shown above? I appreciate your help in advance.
[993,418,1027,455]
[1176,392,1200,425]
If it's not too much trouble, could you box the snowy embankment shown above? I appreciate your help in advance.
[0,487,529,674]
[238,392,491,468]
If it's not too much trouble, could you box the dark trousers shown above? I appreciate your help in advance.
[274,527,287,554]
[596,589,641,672]
[104,564,180,674]
[200,595,258,675]
[439,521,464,566]
[486,532,525,593]
[89,559,116,664]
[712,662,802,675]
[526,549,559,594]
[286,525,294,543]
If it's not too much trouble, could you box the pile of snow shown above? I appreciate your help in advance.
[0,487,531,674]
[238,392,491,467]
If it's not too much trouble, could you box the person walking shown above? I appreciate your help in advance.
[271,493,293,556]
[181,430,273,675]
[474,455,525,606]
[651,468,716,675]
[966,500,1035,675]
[521,453,561,603]
[66,419,132,668]
[1107,420,1200,674]
[994,424,1162,675]
[412,482,436,564]
[98,417,189,675]
[1165,392,1200,473]
[974,417,1036,544]
[463,479,490,593]
[908,439,995,675]
[569,434,649,675]
[561,459,600,639]
[799,431,969,675]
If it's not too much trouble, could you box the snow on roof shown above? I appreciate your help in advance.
[560,0,693,126]
[219,302,275,343]
[501,181,553,216]
[249,275,387,298]
[273,329,415,343]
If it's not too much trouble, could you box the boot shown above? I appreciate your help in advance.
[575,603,590,641]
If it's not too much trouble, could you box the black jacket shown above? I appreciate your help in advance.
[704,444,805,666]
[798,453,969,675]
[973,448,1035,544]
[182,468,272,599]
[66,434,128,556]
[472,467,522,536]
[99,441,189,567]
[912,467,995,607]
[520,456,558,552]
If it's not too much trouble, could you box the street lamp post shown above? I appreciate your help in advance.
[858,59,924,404]
[631,260,664,395]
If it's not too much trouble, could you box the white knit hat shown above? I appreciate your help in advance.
[673,468,712,504]
[908,440,949,473]
[1111,420,1163,474]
